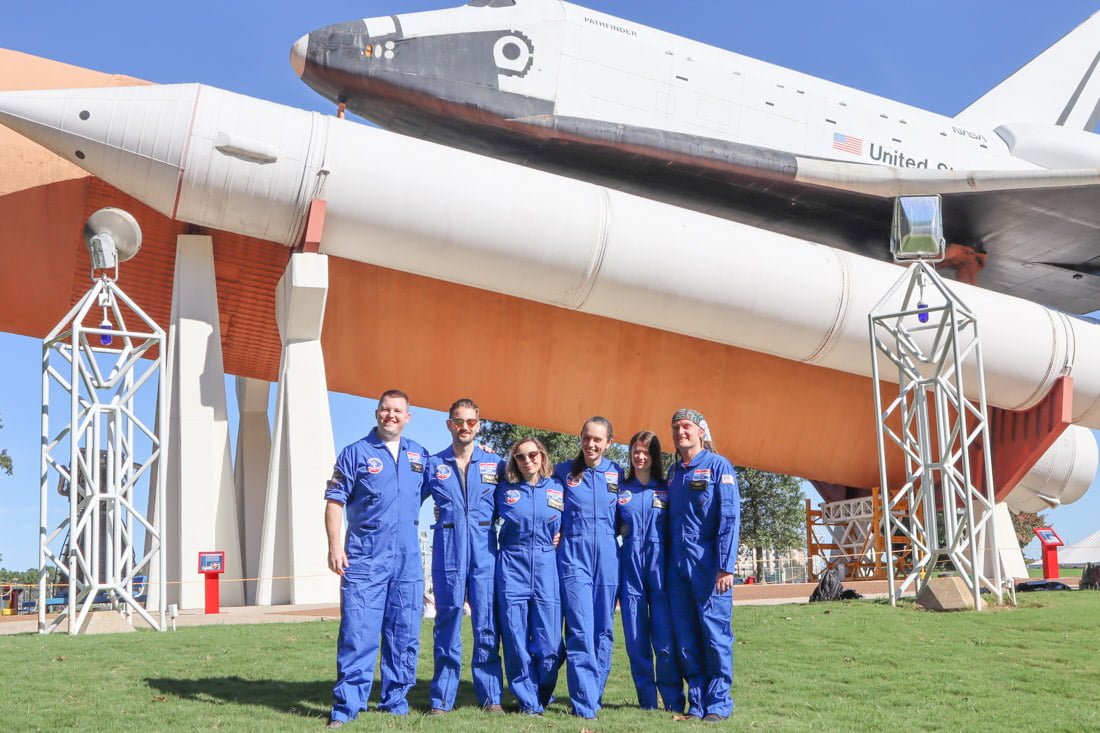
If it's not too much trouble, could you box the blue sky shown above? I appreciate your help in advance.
[3,0,1100,569]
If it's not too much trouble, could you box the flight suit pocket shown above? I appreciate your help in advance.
[436,526,460,573]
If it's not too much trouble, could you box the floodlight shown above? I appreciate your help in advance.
[83,207,142,274]
[891,195,945,262]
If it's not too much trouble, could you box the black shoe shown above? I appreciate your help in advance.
[703,713,727,723]
[326,720,344,730]
[483,704,504,714]
[427,708,448,716]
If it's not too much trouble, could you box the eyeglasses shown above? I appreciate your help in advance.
[513,450,541,463]
[448,418,480,428]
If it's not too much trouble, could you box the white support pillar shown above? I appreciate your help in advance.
[988,502,1029,580]
[156,235,244,609]
[255,252,338,605]
[235,377,272,605]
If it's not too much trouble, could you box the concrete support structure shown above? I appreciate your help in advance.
[255,253,338,606]
[152,235,244,609]
[990,503,1029,580]
[235,377,272,605]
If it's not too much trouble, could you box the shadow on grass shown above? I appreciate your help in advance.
[146,676,332,718]
[144,676,485,718]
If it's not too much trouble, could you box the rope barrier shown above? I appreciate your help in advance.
[1,572,345,592]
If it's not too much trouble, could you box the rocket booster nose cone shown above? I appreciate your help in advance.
[0,88,69,145]
[0,84,202,218]
[290,34,309,78]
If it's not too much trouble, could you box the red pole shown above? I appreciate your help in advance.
[204,572,220,614]
[1041,546,1060,580]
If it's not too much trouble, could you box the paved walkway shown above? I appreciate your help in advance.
[0,577,1079,635]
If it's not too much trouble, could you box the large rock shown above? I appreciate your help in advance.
[915,576,976,612]
[69,611,137,634]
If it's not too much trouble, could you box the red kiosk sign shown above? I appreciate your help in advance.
[198,551,225,614]
[1033,528,1064,580]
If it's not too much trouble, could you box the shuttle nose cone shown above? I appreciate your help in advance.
[290,34,309,78]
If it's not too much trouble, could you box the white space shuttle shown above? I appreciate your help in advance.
[2,6,1099,523]
[291,0,1100,313]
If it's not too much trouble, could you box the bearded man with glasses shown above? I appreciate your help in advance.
[421,398,506,714]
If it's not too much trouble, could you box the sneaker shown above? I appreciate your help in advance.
[483,704,505,714]
[427,708,448,716]
[326,720,344,730]
[703,713,727,723]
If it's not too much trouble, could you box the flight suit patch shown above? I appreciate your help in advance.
[435,464,452,480]
[366,457,384,475]
[479,462,499,484]
[504,489,521,505]
[407,451,424,473]
[690,468,711,489]
[652,490,669,509]
[547,489,564,511]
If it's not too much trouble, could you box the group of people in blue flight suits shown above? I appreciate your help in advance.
[323,390,741,728]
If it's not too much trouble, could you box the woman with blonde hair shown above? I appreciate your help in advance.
[495,437,563,715]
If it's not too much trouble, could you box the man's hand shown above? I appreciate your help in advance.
[328,547,349,576]
[324,500,347,576]
[715,570,734,593]
[553,532,561,548]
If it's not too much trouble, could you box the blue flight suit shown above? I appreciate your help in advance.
[495,476,564,714]
[422,447,504,710]
[617,477,684,712]
[326,429,427,722]
[555,458,623,719]
[668,451,741,719]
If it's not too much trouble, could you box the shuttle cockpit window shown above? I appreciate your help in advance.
[467,0,517,7]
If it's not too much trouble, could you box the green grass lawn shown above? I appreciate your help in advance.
[2,592,1099,732]
[1028,566,1082,578]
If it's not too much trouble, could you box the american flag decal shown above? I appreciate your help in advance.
[832,132,863,155]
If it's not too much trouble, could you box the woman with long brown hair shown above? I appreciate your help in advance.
[554,416,622,720]
[617,430,683,712]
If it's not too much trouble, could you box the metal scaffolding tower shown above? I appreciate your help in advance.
[39,209,167,633]
[869,260,1011,610]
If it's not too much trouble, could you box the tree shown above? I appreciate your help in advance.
[0,414,11,476]
[478,420,628,468]
[736,468,805,583]
[1010,510,1049,549]
[479,421,581,466]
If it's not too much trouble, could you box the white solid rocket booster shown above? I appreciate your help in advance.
[0,82,1095,510]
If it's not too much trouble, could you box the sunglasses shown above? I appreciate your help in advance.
[513,450,542,463]
[449,418,480,428]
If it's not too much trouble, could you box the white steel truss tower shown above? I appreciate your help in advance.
[869,261,1012,610]
[39,275,167,634]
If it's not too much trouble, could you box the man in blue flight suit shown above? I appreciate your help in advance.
[667,408,741,723]
[422,398,504,714]
[325,389,428,729]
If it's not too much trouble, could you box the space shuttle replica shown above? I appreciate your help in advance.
[2,0,1100,607]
